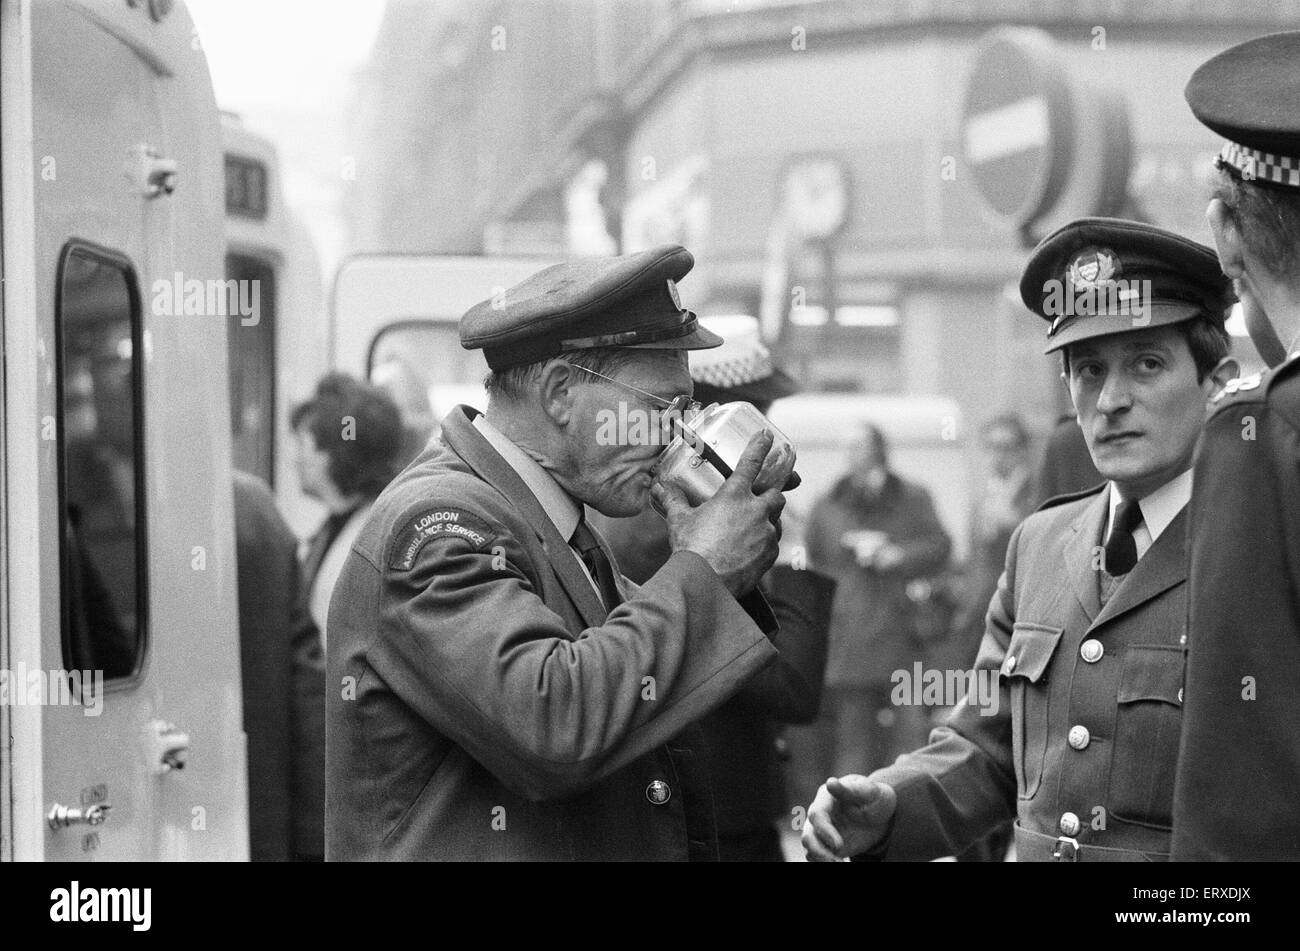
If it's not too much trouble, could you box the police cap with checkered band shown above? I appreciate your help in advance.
[688,315,799,405]
[1186,32,1300,192]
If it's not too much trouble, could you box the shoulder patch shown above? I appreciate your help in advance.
[1035,480,1107,513]
[388,506,498,570]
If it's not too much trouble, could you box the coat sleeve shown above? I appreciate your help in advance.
[366,502,779,803]
[858,521,1022,861]
[733,565,835,724]
[887,485,952,579]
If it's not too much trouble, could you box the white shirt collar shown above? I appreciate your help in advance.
[1106,468,1193,551]
[472,413,582,541]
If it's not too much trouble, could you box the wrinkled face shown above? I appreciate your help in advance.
[1066,325,1210,499]
[293,425,332,501]
[563,350,693,517]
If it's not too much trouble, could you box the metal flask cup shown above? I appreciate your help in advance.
[650,399,800,516]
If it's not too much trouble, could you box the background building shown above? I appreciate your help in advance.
[344,0,1297,481]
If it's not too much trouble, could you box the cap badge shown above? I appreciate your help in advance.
[666,279,682,311]
[1067,248,1122,291]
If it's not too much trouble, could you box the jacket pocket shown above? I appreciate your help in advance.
[1109,645,1184,829]
[1001,623,1062,800]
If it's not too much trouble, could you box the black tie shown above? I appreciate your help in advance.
[1104,498,1143,577]
[570,517,623,612]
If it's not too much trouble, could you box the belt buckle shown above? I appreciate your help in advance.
[1052,836,1080,862]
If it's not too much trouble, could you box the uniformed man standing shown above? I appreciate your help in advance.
[803,218,1238,862]
[1173,32,1300,861]
[325,244,795,861]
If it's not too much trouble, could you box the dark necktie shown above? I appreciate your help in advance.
[1104,498,1143,577]
[570,517,623,612]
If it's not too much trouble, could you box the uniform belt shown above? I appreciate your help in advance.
[1014,823,1169,862]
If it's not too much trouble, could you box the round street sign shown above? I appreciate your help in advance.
[962,27,1075,228]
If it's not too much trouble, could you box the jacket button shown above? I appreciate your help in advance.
[1068,725,1090,750]
[1178,688,1183,703]
[1005,655,1017,673]
[1080,639,1104,663]
[1059,811,1081,836]
[646,780,671,805]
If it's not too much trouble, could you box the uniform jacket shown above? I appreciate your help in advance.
[598,506,835,846]
[1172,358,1300,860]
[806,473,951,686]
[325,406,779,861]
[868,483,1189,861]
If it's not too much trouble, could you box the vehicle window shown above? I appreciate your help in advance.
[367,320,486,389]
[227,254,276,485]
[57,245,146,680]
[225,154,268,220]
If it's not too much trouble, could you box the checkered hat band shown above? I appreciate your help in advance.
[692,349,773,389]
[1219,141,1300,189]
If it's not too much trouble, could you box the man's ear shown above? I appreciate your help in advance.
[1206,198,1246,280]
[535,360,578,426]
[1205,355,1241,404]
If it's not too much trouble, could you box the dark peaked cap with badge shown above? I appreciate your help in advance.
[460,244,723,371]
[1020,217,1234,354]
[1186,31,1300,192]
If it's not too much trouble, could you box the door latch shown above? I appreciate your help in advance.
[125,144,178,198]
[150,720,191,774]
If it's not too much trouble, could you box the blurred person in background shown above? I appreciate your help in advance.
[231,470,320,861]
[1036,413,1104,501]
[952,413,1037,658]
[289,372,405,861]
[292,372,406,642]
[596,315,836,861]
[806,423,952,778]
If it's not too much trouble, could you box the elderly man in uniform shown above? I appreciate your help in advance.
[325,244,796,861]
[803,218,1238,862]
[1173,33,1300,861]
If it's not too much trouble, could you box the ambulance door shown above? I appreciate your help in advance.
[24,0,244,860]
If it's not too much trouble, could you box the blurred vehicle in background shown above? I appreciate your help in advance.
[222,113,328,539]
[330,253,560,435]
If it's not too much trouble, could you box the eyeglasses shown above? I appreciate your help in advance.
[567,363,703,442]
